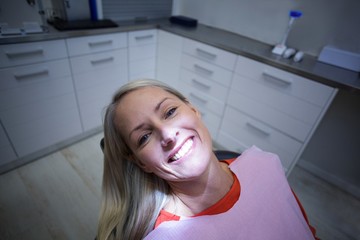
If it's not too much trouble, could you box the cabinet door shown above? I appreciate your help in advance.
[128,29,157,80]
[70,48,128,131]
[183,38,237,71]
[182,54,233,87]
[0,60,82,157]
[156,30,183,87]
[0,40,67,68]
[66,32,127,57]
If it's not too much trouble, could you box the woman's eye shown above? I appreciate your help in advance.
[138,133,150,146]
[165,107,177,119]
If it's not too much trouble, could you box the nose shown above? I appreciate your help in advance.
[160,127,179,148]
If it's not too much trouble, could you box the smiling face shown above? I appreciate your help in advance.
[114,86,214,183]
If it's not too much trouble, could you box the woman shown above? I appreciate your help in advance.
[97,79,317,240]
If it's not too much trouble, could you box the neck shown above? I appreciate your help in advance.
[166,159,233,217]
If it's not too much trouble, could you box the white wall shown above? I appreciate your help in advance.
[172,0,360,56]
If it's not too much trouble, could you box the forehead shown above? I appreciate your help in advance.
[119,86,175,107]
[114,86,176,130]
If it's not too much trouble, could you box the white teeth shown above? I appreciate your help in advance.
[170,139,193,162]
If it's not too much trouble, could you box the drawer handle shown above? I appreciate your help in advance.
[246,121,271,136]
[194,64,214,75]
[90,56,114,65]
[192,78,211,89]
[135,34,154,40]
[6,48,44,58]
[262,72,293,86]
[88,40,113,47]
[14,69,49,79]
[196,48,217,60]
[189,93,208,104]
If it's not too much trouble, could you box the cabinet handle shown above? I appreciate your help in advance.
[192,78,211,89]
[262,72,293,86]
[135,34,154,40]
[196,48,217,60]
[14,69,49,79]
[6,48,44,58]
[88,40,113,47]
[194,64,214,75]
[189,93,208,104]
[246,121,271,136]
[90,56,114,65]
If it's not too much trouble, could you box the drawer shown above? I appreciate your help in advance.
[70,48,127,75]
[0,61,73,112]
[0,40,67,68]
[2,94,82,157]
[231,74,323,125]
[179,69,228,102]
[129,44,156,61]
[227,90,311,142]
[76,76,127,131]
[182,54,233,87]
[128,29,157,47]
[66,32,127,57]
[216,131,293,173]
[129,58,156,80]
[199,109,222,139]
[183,38,237,71]
[235,55,334,107]
[220,106,302,168]
[0,123,17,165]
[0,58,71,91]
[179,84,225,117]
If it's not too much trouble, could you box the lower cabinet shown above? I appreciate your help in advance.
[70,48,128,131]
[0,59,83,158]
[216,55,337,174]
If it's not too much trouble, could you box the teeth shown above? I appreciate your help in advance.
[170,139,193,162]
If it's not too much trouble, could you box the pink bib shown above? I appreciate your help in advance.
[145,146,314,240]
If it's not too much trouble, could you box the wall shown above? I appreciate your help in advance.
[0,0,43,27]
[173,0,360,196]
[172,0,360,57]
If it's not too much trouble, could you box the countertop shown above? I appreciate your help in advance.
[1,18,359,93]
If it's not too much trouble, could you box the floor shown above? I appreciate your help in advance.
[0,132,359,240]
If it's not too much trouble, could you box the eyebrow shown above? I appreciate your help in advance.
[128,97,170,139]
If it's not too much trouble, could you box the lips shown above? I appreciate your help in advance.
[169,138,194,163]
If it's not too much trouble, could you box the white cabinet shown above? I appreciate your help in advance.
[156,30,183,88]
[128,29,157,80]
[67,33,128,131]
[217,55,337,174]
[0,40,82,159]
[179,39,237,138]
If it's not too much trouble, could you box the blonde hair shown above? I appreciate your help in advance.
[97,79,188,240]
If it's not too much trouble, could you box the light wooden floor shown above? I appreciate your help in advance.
[0,132,359,239]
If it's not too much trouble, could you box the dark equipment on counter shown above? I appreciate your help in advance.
[50,19,118,31]
[169,16,198,27]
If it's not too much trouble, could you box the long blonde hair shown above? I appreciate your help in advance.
[97,79,188,240]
